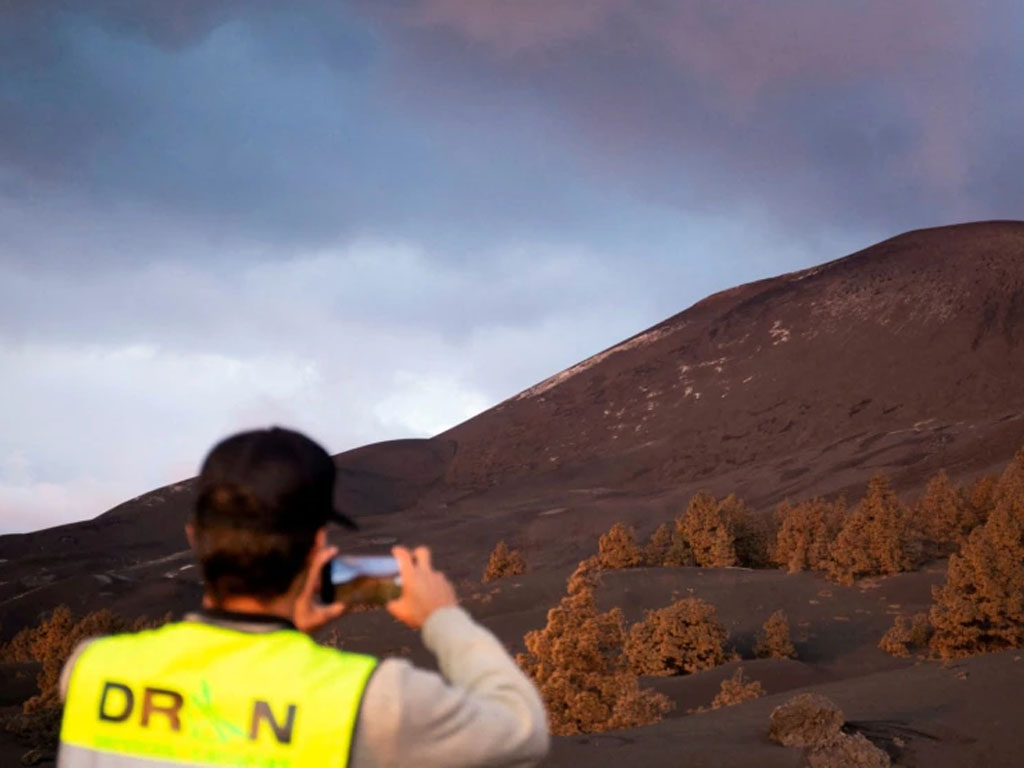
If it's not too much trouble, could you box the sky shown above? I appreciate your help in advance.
[2,1,1023,533]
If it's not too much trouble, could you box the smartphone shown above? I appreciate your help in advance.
[320,555,402,606]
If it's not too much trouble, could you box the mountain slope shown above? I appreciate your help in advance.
[3,221,1024,624]
[440,221,1024,503]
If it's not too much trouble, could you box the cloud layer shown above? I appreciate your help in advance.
[1,1,1021,531]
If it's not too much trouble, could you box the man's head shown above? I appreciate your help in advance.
[189,427,356,604]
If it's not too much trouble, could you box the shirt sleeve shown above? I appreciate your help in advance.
[349,606,550,768]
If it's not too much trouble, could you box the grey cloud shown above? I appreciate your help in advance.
[363,0,1023,232]
[1,1,660,269]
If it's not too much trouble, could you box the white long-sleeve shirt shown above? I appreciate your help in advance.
[352,606,550,766]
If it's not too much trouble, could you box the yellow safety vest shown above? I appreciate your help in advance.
[59,620,377,768]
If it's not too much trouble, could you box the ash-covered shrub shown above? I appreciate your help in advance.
[517,562,672,735]
[1,606,168,760]
[878,613,932,658]
[596,523,643,570]
[724,494,775,568]
[482,539,526,582]
[768,693,844,748]
[625,597,732,676]
[963,474,998,531]
[675,492,771,569]
[567,556,600,595]
[827,475,916,585]
[912,470,966,556]
[930,448,1024,658]
[773,497,845,573]
[679,491,739,567]
[711,667,765,709]
[807,732,891,768]
[644,521,695,566]
[3,707,62,766]
[755,610,797,659]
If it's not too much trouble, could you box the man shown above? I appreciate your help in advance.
[58,427,550,767]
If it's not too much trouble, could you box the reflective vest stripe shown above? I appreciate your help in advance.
[59,621,377,768]
[59,743,182,768]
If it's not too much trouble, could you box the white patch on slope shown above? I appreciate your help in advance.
[512,324,677,401]
[770,320,791,344]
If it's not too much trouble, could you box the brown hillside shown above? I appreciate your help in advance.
[442,220,1024,502]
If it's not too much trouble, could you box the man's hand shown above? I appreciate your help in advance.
[387,545,457,630]
[294,545,347,634]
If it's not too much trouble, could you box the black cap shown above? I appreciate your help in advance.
[195,427,358,532]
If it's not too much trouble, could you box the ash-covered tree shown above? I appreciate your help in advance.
[773,497,845,573]
[755,610,797,659]
[711,667,765,709]
[827,475,916,585]
[625,597,732,676]
[517,560,671,734]
[596,522,643,570]
[913,470,971,557]
[1,606,168,760]
[930,449,1024,658]
[963,474,998,531]
[645,521,694,566]
[722,494,773,568]
[679,491,739,567]
[482,540,526,582]
[879,613,932,658]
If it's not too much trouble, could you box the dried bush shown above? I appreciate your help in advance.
[596,523,643,570]
[482,540,526,582]
[755,610,797,659]
[1,626,38,664]
[3,707,62,765]
[645,521,694,566]
[625,597,732,676]
[878,613,932,658]
[1,606,168,759]
[827,476,916,585]
[567,556,600,595]
[517,565,672,735]
[930,448,1024,658]
[723,494,774,568]
[913,470,972,557]
[644,522,671,565]
[679,491,739,567]
[711,667,765,709]
[768,693,845,748]
[963,474,998,531]
[773,497,846,573]
[807,732,891,768]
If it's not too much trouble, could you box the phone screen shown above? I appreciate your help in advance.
[320,555,401,605]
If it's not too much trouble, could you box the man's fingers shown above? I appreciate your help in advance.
[313,545,339,571]
[414,546,432,571]
[392,545,414,577]
[385,597,406,621]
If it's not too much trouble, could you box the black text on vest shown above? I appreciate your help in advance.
[99,682,183,731]
[98,681,297,744]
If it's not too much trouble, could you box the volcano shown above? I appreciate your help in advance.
[3,220,1024,766]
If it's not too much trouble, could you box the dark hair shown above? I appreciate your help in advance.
[192,427,349,603]
[192,485,318,602]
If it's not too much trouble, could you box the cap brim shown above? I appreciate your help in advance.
[330,509,359,531]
